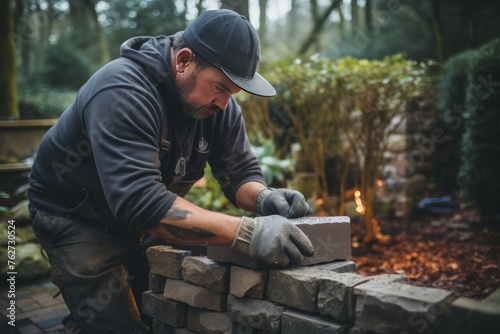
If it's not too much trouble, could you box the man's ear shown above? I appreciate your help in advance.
[175,48,193,73]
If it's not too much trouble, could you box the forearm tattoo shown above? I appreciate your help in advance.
[152,205,215,240]
[155,224,216,240]
[164,206,192,220]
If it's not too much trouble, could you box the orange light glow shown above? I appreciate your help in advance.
[376,179,383,187]
[354,190,366,215]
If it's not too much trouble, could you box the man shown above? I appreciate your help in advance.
[28,9,314,333]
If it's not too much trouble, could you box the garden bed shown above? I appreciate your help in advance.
[351,210,500,300]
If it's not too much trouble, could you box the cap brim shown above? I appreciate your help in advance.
[222,70,276,97]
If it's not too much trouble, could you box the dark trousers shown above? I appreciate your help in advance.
[30,208,155,334]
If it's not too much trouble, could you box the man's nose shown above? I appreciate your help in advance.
[214,93,232,110]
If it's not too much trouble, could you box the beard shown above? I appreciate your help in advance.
[177,73,222,120]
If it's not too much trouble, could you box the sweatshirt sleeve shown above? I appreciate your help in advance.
[208,98,266,206]
[83,86,176,231]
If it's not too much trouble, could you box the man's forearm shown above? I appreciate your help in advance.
[235,181,267,213]
[148,196,240,245]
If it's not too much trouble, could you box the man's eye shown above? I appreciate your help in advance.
[214,85,225,93]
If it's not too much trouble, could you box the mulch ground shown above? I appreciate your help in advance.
[350,210,500,300]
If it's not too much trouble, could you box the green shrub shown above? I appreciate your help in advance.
[18,87,76,119]
[439,49,475,138]
[458,38,500,222]
[38,40,93,90]
[184,166,249,217]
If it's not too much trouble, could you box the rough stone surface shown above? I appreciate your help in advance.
[149,272,167,293]
[354,282,455,334]
[164,279,227,312]
[152,319,176,334]
[468,288,500,333]
[181,256,230,293]
[318,273,370,322]
[318,273,407,322]
[186,307,203,333]
[207,216,351,268]
[281,309,351,334]
[147,245,191,279]
[199,311,233,334]
[230,266,268,299]
[444,289,500,334]
[308,260,357,273]
[266,268,326,313]
[227,294,284,333]
[174,329,197,334]
[141,291,187,327]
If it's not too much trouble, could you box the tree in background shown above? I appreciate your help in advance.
[0,0,19,120]
[221,0,249,19]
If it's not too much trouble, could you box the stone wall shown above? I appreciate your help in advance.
[143,245,500,334]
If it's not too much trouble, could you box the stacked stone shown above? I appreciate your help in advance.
[141,216,500,334]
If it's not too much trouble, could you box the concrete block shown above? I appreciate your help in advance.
[164,279,227,312]
[146,246,191,279]
[207,216,351,268]
[181,256,229,293]
[149,272,167,293]
[141,291,187,327]
[230,266,268,299]
[227,294,284,333]
[281,309,351,334]
[354,282,455,334]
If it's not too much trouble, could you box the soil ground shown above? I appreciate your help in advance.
[350,209,500,300]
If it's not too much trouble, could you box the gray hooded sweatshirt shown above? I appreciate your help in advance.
[28,36,265,233]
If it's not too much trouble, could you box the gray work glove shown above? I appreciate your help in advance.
[256,188,313,218]
[231,215,314,267]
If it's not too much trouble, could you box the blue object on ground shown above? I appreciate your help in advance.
[416,196,459,214]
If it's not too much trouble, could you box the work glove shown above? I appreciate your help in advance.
[231,215,314,267]
[256,188,313,218]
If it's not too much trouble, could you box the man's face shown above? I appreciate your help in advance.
[176,63,241,120]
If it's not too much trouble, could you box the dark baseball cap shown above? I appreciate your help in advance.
[183,9,276,97]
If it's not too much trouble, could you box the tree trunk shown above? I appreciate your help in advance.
[299,0,341,55]
[351,0,359,29]
[431,0,444,65]
[196,0,203,16]
[338,1,345,37]
[221,0,250,19]
[82,0,110,64]
[288,0,298,40]
[258,0,268,46]
[365,0,372,31]
[0,0,19,120]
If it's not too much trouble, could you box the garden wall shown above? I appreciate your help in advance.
[142,219,499,334]
[377,98,441,221]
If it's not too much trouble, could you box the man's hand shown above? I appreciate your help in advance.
[231,215,314,267]
[256,188,313,218]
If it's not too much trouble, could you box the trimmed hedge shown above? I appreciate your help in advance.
[458,38,500,222]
